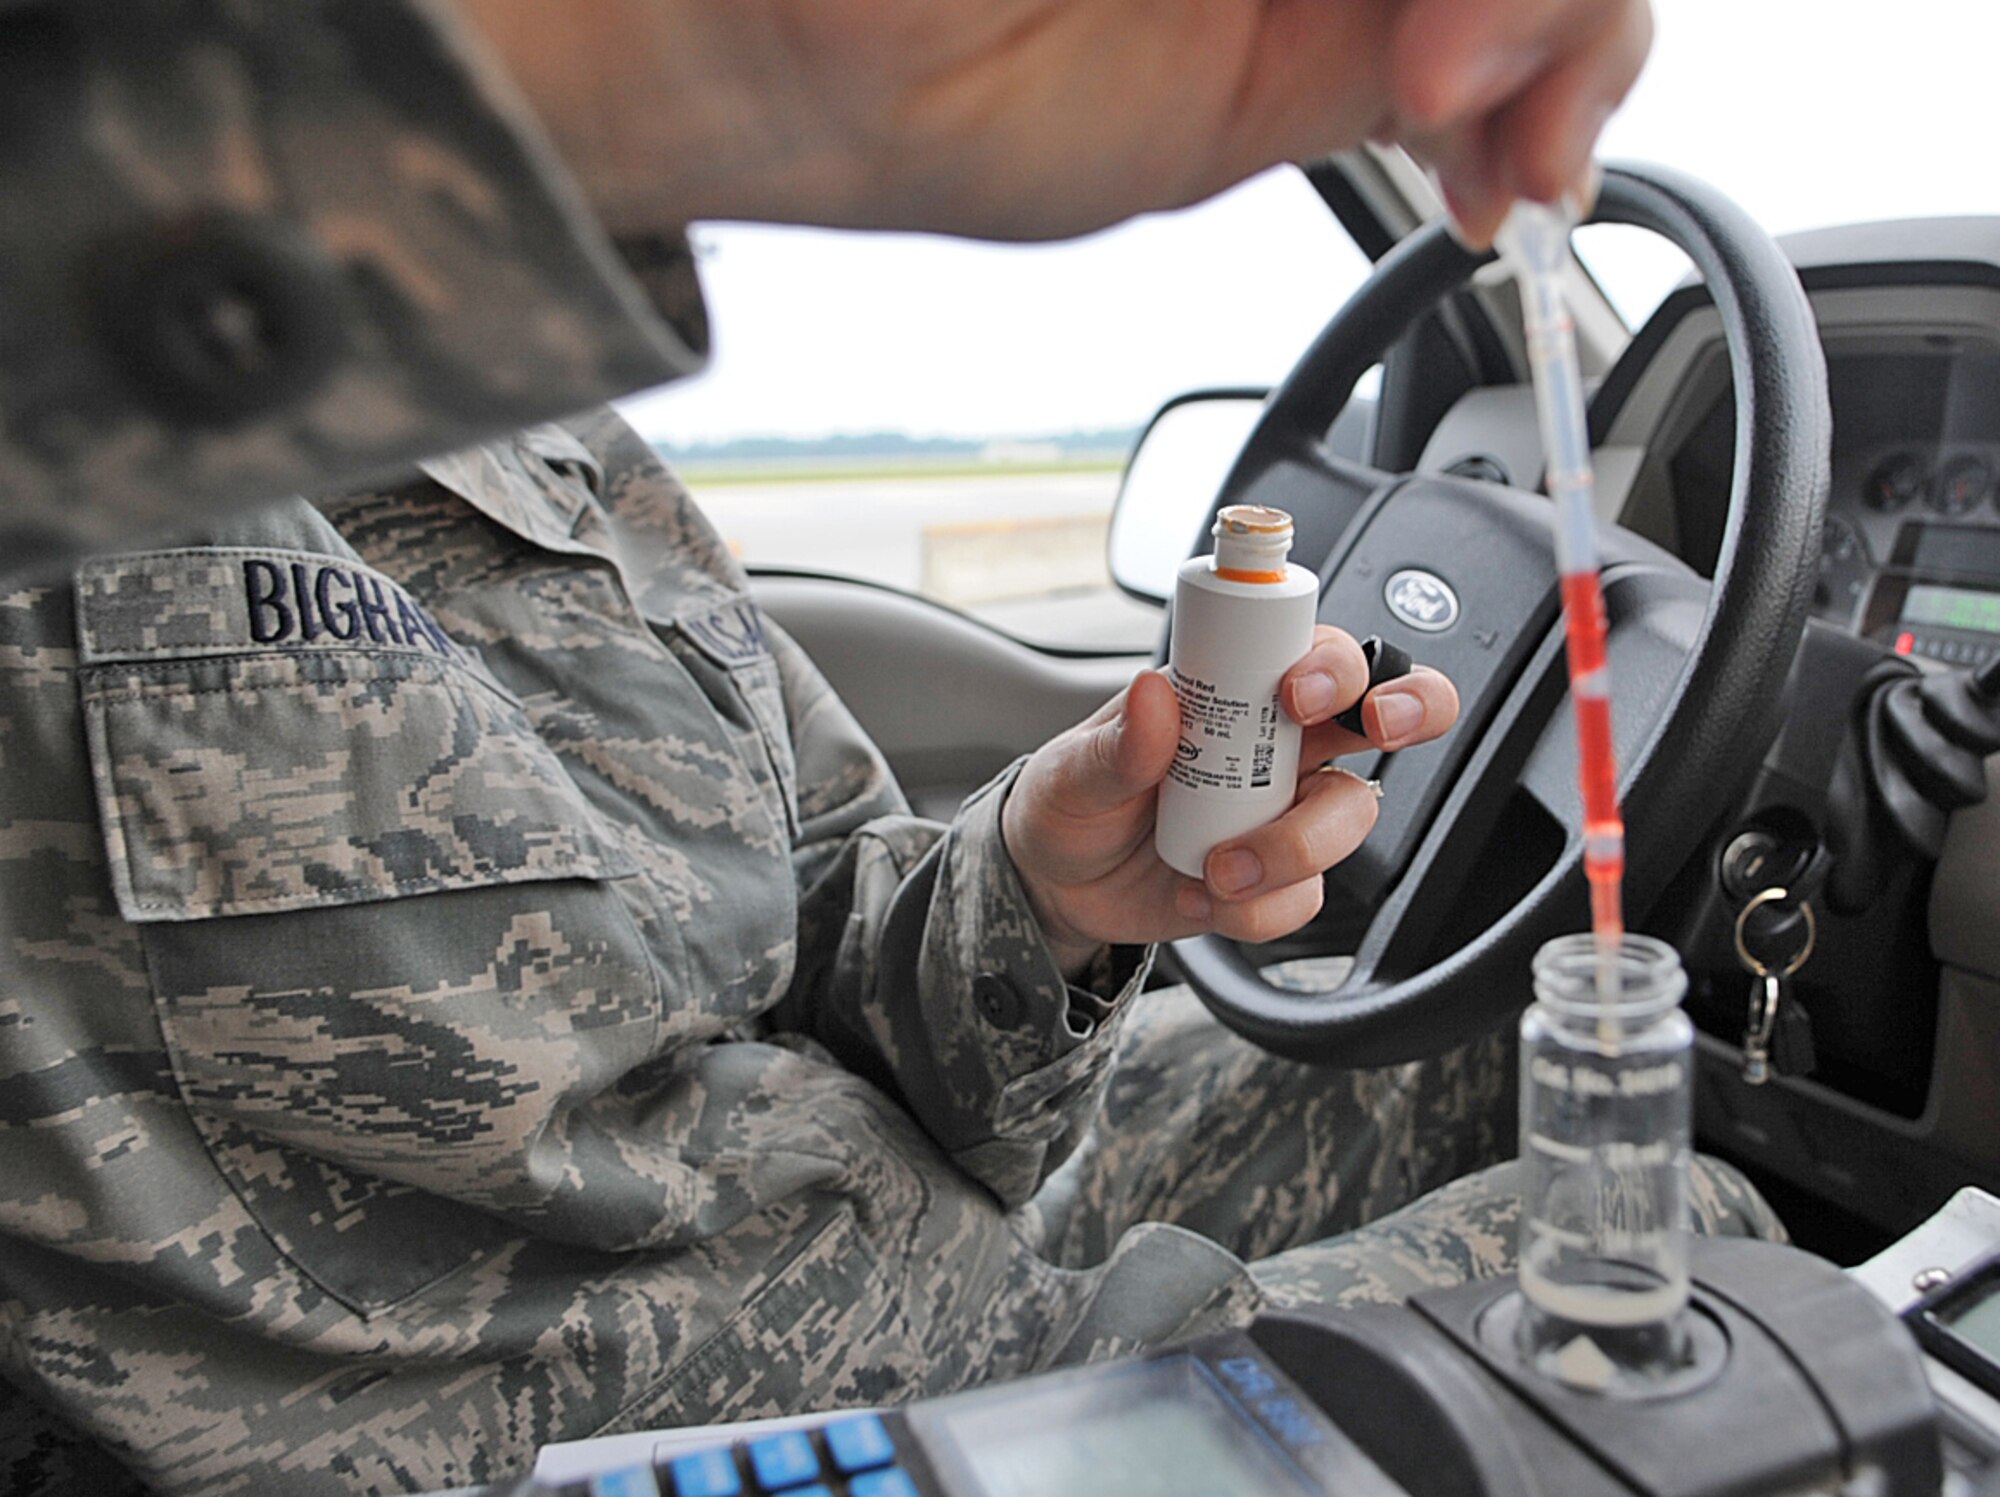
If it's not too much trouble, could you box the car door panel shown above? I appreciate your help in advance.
[751,573,1146,821]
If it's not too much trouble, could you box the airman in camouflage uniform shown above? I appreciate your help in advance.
[0,3,1774,1494]
[0,407,1780,1495]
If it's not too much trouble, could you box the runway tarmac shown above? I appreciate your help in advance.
[690,469,1163,652]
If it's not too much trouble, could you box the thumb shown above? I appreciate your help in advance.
[1060,668,1181,813]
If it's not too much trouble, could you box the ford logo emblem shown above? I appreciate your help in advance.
[1384,569,1460,632]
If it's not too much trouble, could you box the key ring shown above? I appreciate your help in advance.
[1732,886,1818,979]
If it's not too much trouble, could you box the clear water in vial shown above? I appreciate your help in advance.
[1518,933,1694,1390]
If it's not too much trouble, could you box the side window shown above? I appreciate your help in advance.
[618,167,1369,653]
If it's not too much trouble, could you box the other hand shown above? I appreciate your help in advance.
[462,0,1650,243]
[1000,626,1460,978]
[1390,0,1652,245]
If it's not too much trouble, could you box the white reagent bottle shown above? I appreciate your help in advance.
[1155,504,1319,879]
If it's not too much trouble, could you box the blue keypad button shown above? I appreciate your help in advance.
[747,1430,821,1490]
[850,1469,920,1497]
[824,1414,896,1474]
[590,1467,661,1497]
[787,1488,834,1497]
[668,1447,742,1497]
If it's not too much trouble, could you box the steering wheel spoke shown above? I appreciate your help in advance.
[1520,558,1711,802]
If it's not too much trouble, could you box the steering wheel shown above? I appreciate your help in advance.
[1170,163,1830,1066]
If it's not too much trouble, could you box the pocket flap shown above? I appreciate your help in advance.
[77,548,637,922]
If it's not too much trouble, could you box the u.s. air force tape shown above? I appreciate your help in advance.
[675,598,770,669]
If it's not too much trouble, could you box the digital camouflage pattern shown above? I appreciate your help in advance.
[0,411,1783,1496]
[0,0,699,578]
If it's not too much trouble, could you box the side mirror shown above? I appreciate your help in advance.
[1107,391,1267,604]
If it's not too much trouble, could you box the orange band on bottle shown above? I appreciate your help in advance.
[1214,566,1287,584]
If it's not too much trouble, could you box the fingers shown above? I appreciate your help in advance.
[1032,668,1182,820]
[1003,671,1182,966]
[1001,666,1183,930]
[1178,767,1384,943]
[1389,0,1653,246]
[1280,627,1371,727]
[1486,4,1648,208]
[1362,664,1462,752]
[1295,662,1462,763]
[1176,873,1327,946]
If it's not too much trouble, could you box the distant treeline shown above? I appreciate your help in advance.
[656,427,1140,464]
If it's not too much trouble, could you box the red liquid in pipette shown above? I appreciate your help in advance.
[1501,198,1626,961]
[1558,570,1625,940]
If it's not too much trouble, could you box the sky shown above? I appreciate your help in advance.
[618,0,2000,448]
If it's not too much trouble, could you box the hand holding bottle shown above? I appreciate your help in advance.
[1001,626,1459,979]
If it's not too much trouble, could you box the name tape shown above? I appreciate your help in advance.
[76,549,461,665]
[241,558,458,657]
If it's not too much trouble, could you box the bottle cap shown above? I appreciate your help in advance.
[1212,505,1294,582]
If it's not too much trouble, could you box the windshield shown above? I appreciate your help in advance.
[1579,0,2000,325]
[620,171,1362,454]
[619,170,1367,650]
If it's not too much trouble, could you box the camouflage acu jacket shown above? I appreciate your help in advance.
[0,410,1153,1494]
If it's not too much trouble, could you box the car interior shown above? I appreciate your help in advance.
[758,155,2000,1273]
[13,8,2000,1485]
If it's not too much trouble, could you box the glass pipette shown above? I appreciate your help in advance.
[1495,199,1625,1010]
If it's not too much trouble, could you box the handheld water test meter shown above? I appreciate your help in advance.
[495,1230,1996,1497]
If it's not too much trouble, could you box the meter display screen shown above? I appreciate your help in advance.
[918,1356,1319,1497]
[1938,1277,2000,1358]
[1908,1253,2000,1404]
[1901,583,2000,636]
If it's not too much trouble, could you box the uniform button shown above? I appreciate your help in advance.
[746,1430,820,1489]
[972,973,1024,1029]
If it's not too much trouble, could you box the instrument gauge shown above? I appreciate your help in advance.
[1933,454,1994,516]
[1864,452,1927,511]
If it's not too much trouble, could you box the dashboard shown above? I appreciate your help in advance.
[1582,219,2000,677]
[1669,343,2000,671]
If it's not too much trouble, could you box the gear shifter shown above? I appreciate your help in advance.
[1827,652,2000,912]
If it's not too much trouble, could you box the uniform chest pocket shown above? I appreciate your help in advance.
[663,597,800,839]
[79,564,663,1314]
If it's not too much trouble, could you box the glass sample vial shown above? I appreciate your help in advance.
[1517,933,1694,1391]
[1154,505,1318,879]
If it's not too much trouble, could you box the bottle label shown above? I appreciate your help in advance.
[1167,666,1282,793]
